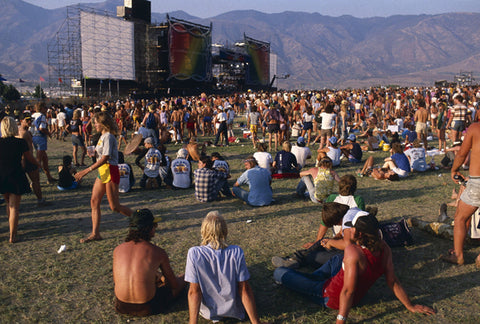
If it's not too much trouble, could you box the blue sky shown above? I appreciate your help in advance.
[24,0,480,18]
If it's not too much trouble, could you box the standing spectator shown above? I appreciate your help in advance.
[67,109,86,166]
[442,122,480,266]
[0,117,40,243]
[74,111,133,243]
[248,106,262,148]
[436,102,447,152]
[446,94,471,142]
[213,106,228,147]
[185,211,266,324]
[31,102,56,183]
[414,99,429,149]
[18,115,50,206]
[233,156,272,206]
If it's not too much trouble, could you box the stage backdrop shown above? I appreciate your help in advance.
[80,11,135,80]
[168,18,212,82]
[245,36,270,86]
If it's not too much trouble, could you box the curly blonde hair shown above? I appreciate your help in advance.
[201,211,228,250]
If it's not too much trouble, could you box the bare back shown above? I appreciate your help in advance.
[113,241,166,303]
[464,122,480,177]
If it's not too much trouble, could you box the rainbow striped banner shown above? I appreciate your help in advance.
[168,17,212,82]
[245,35,270,86]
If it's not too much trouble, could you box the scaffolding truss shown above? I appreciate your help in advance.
[47,5,136,95]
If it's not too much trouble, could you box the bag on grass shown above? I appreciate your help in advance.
[380,218,414,247]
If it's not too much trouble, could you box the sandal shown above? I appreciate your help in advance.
[80,235,103,244]
[440,250,464,265]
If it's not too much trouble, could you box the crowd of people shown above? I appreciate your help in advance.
[1,84,480,322]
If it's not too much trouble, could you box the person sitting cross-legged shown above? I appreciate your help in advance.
[185,211,268,324]
[232,156,272,207]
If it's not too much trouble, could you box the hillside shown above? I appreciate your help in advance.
[1,0,480,88]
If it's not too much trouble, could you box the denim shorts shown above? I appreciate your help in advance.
[460,177,480,207]
[32,136,47,151]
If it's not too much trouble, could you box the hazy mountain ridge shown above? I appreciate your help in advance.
[1,0,480,88]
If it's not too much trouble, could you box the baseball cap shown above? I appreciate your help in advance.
[344,211,379,235]
[297,136,306,145]
[329,136,338,145]
[129,209,161,230]
[144,137,153,144]
[347,134,356,142]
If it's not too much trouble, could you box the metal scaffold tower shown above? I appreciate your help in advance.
[47,5,134,97]
[47,6,82,95]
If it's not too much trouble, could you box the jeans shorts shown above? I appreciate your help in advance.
[32,136,47,151]
[460,177,480,207]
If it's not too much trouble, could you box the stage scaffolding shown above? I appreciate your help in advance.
[47,5,138,97]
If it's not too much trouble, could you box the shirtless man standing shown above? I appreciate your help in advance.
[170,107,184,144]
[414,98,429,149]
[442,122,480,267]
[113,209,185,316]
[18,115,50,207]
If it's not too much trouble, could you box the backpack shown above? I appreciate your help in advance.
[380,218,414,247]
[145,113,156,129]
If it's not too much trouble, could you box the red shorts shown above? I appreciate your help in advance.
[97,164,120,184]
[186,122,195,130]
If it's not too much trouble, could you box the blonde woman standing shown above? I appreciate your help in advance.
[75,111,132,243]
[0,117,40,242]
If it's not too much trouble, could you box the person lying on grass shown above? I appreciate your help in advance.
[274,211,435,322]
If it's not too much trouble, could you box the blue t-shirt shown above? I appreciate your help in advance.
[391,153,410,173]
[236,166,272,206]
[401,129,417,143]
[274,150,298,173]
[185,244,250,321]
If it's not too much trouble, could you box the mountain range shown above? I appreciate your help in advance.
[1,0,480,89]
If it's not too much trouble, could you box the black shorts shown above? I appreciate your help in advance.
[114,285,173,316]
[24,159,38,173]
[268,123,280,134]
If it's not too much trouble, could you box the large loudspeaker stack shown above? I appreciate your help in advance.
[118,0,151,24]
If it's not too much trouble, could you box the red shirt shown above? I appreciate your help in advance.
[323,246,385,309]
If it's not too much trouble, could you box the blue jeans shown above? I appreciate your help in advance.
[273,254,343,306]
[232,186,249,203]
[296,176,320,203]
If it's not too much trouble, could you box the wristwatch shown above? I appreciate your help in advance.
[337,314,347,321]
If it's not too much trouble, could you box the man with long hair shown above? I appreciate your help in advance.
[185,211,266,324]
[274,211,435,322]
[113,209,185,316]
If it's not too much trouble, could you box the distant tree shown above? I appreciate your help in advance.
[33,84,46,99]
[3,85,21,101]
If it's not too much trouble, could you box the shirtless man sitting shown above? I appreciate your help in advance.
[113,209,185,316]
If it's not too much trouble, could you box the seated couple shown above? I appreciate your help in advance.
[273,208,435,321]
[113,209,267,323]
[358,142,410,180]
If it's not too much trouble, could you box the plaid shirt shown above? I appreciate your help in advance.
[194,168,226,202]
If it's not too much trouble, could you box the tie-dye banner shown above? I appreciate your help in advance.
[168,16,212,82]
[245,35,270,86]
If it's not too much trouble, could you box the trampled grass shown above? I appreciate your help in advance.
[1,124,480,323]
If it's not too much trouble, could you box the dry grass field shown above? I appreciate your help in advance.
[1,123,480,323]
